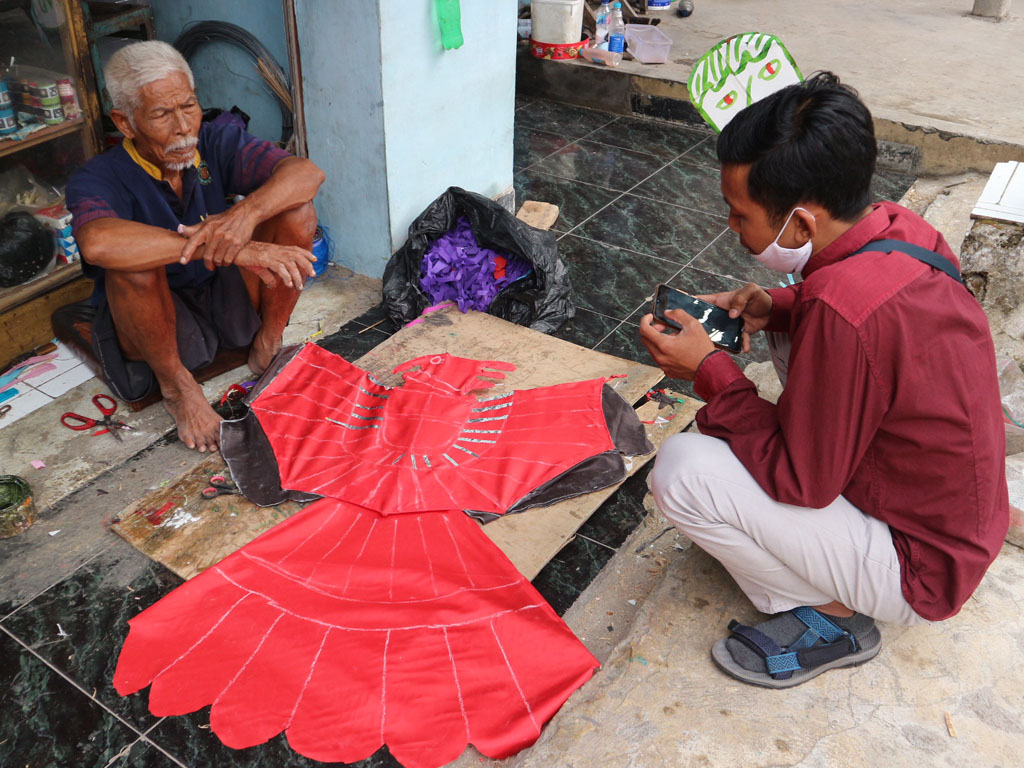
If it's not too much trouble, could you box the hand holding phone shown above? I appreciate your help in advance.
[652,284,744,353]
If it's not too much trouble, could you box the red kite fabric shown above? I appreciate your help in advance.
[115,499,598,767]
[249,345,621,516]
[115,345,651,767]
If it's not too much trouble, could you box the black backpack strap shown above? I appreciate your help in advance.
[848,239,964,285]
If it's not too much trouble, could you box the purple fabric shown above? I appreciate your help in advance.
[419,217,532,312]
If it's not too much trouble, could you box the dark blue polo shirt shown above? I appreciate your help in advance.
[67,122,290,304]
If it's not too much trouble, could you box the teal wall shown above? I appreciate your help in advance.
[152,1,289,143]
[295,0,392,275]
[298,0,517,277]
[379,1,516,253]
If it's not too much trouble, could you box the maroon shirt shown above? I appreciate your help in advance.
[694,201,1008,621]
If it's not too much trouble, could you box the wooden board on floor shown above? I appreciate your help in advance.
[352,305,660,398]
[483,392,698,579]
[111,454,307,580]
[113,306,701,581]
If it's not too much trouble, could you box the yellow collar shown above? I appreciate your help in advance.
[123,138,202,181]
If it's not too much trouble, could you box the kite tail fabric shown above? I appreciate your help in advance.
[114,498,599,767]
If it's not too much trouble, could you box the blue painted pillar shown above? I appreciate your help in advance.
[295,0,517,278]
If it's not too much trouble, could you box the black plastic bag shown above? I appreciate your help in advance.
[382,187,574,334]
[0,212,53,288]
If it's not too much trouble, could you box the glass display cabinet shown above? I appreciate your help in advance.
[0,0,103,362]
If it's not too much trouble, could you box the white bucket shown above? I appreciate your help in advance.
[531,0,584,45]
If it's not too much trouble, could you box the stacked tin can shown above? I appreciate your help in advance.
[0,79,16,135]
[5,70,66,126]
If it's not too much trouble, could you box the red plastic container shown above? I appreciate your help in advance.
[529,37,588,60]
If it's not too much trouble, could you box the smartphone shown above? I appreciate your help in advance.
[652,284,743,353]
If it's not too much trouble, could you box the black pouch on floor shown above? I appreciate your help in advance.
[382,186,574,334]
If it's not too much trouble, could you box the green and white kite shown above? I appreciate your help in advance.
[687,33,803,133]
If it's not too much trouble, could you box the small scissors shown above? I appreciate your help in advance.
[201,475,238,500]
[61,394,132,441]
[0,404,11,419]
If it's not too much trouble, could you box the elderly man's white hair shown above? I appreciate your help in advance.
[106,41,195,119]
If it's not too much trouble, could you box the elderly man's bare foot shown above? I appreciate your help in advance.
[162,376,222,452]
[249,329,283,376]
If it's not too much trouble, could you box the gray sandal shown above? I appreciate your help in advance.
[711,606,881,689]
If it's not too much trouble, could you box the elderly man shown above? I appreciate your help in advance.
[67,41,324,453]
[640,73,1007,687]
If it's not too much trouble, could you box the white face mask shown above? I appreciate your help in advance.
[752,207,814,274]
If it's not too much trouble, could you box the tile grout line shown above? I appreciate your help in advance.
[521,121,737,337]
[589,263,687,350]
[134,718,191,768]
[584,224,736,349]
[557,136,704,242]
[552,135,721,331]
[591,317,636,352]
[0,623,153,741]
[513,125,575,175]
[0,540,115,625]
[574,305,634,325]
[517,166,626,196]
[559,231,699,270]
[515,113,623,175]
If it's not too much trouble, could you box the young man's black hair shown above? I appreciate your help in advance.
[716,71,876,224]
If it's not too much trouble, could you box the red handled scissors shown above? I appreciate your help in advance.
[61,394,132,441]
[201,475,238,500]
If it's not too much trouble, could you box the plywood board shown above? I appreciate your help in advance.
[111,454,307,580]
[113,306,698,582]
[483,391,700,579]
[353,305,662,404]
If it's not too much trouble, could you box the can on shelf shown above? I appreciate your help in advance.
[27,78,59,101]
[0,79,10,109]
[57,78,81,120]
[36,104,65,125]
[0,108,18,135]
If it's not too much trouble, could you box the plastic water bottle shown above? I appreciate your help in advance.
[607,2,626,57]
[595,0,611,45]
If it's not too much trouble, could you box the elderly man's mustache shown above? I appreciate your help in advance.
[166,136,198,153]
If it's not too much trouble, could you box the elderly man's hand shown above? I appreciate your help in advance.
[233,240,316,290]
[638,309,716,381]
[177,206,259,270]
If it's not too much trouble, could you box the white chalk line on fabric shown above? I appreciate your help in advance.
[417,516,441,598]
[489,618,541,734]
[152,593,250,683]
[243,550,524,604]
[443,626,472,740]
[285,626,331,729]
[302,512,363,587]
[212,612,285,708]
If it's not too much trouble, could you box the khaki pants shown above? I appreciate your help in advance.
[649,333,928,626]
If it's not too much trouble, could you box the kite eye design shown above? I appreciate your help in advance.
[759,59,781,81]
[716,90,738,110]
